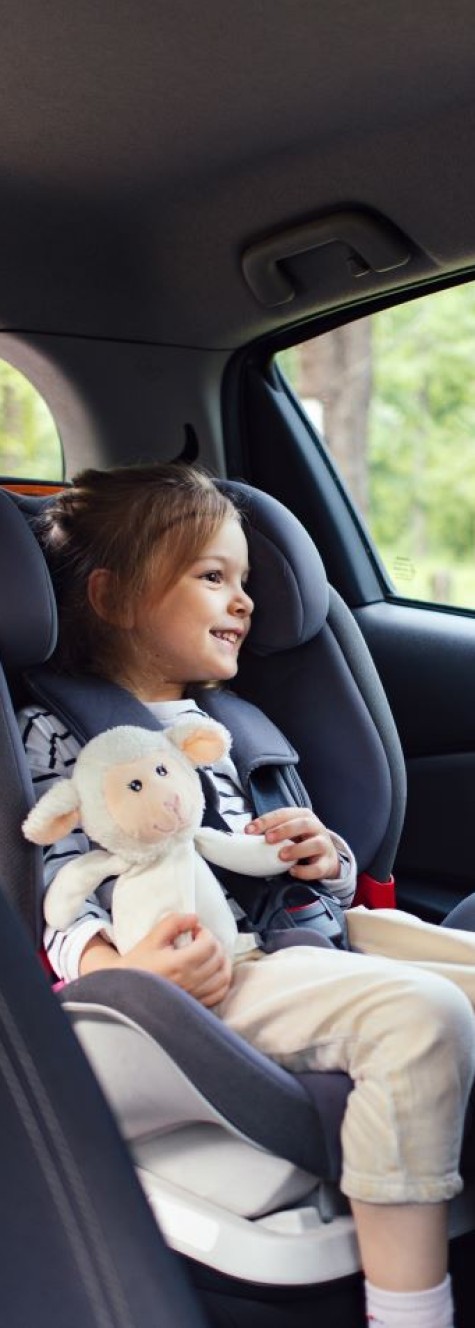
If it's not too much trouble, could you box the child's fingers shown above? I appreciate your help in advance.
[174,913,200,934]
[248,809,325,844]
[246,808,301,835]
[277,832,329,862]
[246,809,339,879]
[289,839,340,880]
[150,913,199,946]
[173,932,231,998]
[289,856,337,881]
[194,955,233,1006]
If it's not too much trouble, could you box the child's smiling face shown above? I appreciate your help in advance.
[126,515,253,700]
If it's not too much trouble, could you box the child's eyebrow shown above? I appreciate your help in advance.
[194,554,250,573]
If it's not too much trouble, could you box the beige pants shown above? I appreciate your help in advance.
[348,905,475,1002]
[217,907,475,1204]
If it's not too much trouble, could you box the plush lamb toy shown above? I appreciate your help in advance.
[22,718,288,959]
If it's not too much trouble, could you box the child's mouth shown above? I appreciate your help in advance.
[211,629,241,649]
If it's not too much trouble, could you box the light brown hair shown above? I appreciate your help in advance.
[36,462,239,679]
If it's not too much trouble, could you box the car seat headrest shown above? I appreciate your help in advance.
[0,480,328,670]
[221,482,329,655]
[0,489,57,668]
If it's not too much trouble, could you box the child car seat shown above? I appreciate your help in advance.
[0,481,474,1328]
[0,874,210,1328]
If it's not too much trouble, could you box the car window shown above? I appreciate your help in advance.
[277,283,475,610]
[0,358,63,480]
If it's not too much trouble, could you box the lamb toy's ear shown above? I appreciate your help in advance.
[22,779,82,846]
[167,717,232,767]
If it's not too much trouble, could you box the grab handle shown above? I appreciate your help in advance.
[242,209,411,306]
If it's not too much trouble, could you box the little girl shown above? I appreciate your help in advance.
[18,462,475,1328]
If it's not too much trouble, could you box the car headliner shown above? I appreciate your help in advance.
[1,0,475,348]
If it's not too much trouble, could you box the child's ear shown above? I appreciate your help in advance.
[22,780,82,846]
[87,568,134,628]
[168,720,231,767]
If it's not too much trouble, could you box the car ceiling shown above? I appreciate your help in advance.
[1,0,475,349]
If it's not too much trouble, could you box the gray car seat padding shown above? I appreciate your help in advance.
[0,879,209,1328]
[60,968,349,1181]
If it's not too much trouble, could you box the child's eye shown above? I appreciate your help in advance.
[201,569,222,584]
[155,764,168,776]
[128,778,143,792]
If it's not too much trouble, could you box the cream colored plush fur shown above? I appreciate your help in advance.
[22,719,287,958]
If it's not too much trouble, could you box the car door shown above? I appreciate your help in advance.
[223,279,475,922]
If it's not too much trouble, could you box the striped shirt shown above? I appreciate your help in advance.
[18,698,356,980]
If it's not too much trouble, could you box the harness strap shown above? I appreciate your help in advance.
[26,668,301,793]
[249,764,311,817]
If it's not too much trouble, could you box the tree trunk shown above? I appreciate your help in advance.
[296,318,372,516]
[2,383,22,439]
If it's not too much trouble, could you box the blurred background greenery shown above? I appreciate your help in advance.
[277,283,475,609]
[0,359,62,480]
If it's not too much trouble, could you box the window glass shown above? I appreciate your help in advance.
[0,359,62,479]
[277,284,475,609]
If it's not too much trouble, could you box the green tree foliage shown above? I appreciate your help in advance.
[278,281,475,606]
[0,360,62,479]
[369,286,475,563]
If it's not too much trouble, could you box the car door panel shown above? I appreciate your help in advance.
[355,600,475,918]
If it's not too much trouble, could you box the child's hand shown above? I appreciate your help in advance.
[80,914,233,1005]
[118,913,233,1007]
[245,808,340,881]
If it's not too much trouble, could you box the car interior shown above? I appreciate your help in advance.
[2,2,475,1325]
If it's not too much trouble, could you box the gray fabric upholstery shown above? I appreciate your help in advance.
[60,969,347,1180]
[443,895,475,931]
[0,880,208,1328]
[0,669,41,937]
[221,483,406,879]
[0,491,55,939]
[0,489,56,668]
[222,481,329,653]
[25,668,301,784]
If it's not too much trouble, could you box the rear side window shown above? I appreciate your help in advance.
[0,359,63,480]
[277,282,475,610]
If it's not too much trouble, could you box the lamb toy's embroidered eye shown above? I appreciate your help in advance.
[155,764,168,776]
[128,779,143,792]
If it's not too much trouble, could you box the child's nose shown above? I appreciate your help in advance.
[232,586,254,615]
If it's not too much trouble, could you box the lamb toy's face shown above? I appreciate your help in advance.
[22,719,232,865]
[103,747,202,845]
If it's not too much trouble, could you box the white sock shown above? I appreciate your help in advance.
[365,1274,454,1327]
